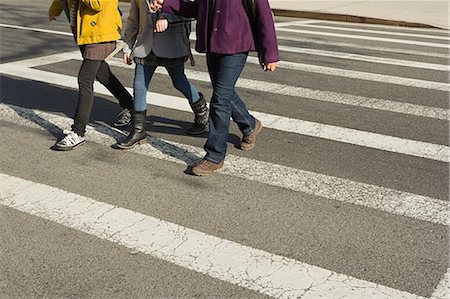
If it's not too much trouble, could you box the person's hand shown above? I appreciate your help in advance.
[150,0,164,11]
[262,62,278,72]
[154,18,168,32]
[123,53,132,65]
[49,14,57,22]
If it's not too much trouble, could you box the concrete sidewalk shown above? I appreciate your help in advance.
[269,0,449,29]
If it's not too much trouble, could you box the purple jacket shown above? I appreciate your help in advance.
[162,0,280,64]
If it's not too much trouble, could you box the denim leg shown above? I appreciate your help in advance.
[230,90,255,135]
[166,64,200,104]
[72,59,103,136]
[133,63,156,112]
[204,53,253,163]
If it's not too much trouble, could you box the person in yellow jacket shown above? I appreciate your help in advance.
[49,0,134,150]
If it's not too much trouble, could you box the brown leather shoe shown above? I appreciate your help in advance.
[240,119,262,151]
[192,159,224,176]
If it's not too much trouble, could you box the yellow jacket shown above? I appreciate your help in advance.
[49,0,122,45]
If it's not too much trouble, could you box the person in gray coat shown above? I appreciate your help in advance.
[116,0,208,149]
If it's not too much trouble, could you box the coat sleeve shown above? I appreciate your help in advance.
[123,0,140,53]
[48,0,63,17]
[254,0,280,64]
[161,0,198,19]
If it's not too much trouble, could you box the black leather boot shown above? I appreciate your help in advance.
[116,110,147,149]
[186,93,208,135]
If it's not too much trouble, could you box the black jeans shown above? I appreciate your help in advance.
[72,59,132,136]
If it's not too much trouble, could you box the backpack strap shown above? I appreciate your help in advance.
[242,0,256,23]
[242,0,263,65]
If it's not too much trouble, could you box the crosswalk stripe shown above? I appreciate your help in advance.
[280,20,450,34]
[271,36,450,58]
[106,56,449,120]
[1,103,448,226]
[0,23,72,36]
[245,56,450,91]
[6,48,449,121]
[0,173,427,299]
[284,23,450,41]
[2,22,447,65]
[430,268,450,299]
[2,63,448,162]
[275,19,321,27]
[2,22,448,65]
[276,28,450,48]
[277,45,449,71]
[190,37,450,90]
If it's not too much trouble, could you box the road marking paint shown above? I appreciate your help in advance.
[17,50,446,120]
[277,45,449,71]
[1,64,448,162]
[275,20,321,27]
[272,36,450,58]
[2,22,447,61]
[8,50,81,68]
[107,57,450,120]
[284,23,450,41]
[193,39,450,91]
[1,103,449,226]
[247,56,450,91]
[291,19,449,34]
[0,23,72,36]
[430,267,450,299]
[276,28,450,48]
[0,173,428,299]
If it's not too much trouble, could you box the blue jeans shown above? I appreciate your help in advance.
[204,52,256,163]
[133,63,200,112]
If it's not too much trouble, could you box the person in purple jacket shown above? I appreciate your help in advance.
[152,0,279,176]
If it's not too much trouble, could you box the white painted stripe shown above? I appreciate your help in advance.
[430,268,450,299]
[179,61,450,120]
[277,45,449,71]
[275,19,321,27]
[1,63,448,162]
[192,38,450,90]
[0,173,428,299]
[3,22,447,61]
[247,56,450,91]
[7,50,448,121]
[253,53,450,89]
[286,23,450,41]
[273,36,450,58]
[7,50,448,120]
[276,28,450,48]
[292,19,450,34]
[0,21,449,64]
[9,50,82,68]
[0,23,72,36]
[1,103,448,226]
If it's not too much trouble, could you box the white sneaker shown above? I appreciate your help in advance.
[113,108,131,127]
[54,130,85,151]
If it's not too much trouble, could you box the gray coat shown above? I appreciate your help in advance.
[124,0,189,59]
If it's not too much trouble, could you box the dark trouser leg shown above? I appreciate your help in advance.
[204,53,251,163]
[72,59,103,137]
[96,61,133,109]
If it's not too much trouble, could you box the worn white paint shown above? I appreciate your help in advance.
[1,64,448,162]
[1,103,448,226]
[0,173,428,299]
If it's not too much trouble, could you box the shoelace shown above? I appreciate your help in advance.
[117,109,131,122]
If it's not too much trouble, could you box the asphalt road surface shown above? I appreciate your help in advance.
[0,0,449,298]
